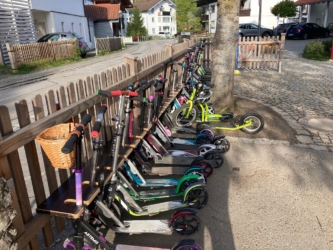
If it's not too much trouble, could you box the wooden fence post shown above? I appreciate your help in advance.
[279,33,286,73]
[5,43,17,70]
[0,46,4,65]
[165,44,173,58]
[48,40,56,62]
[94,37,98,55]
[124,55,139,79]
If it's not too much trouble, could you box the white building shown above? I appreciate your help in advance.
[200,0,302,34]
[134,0,177,36]
[30,0,90,45]
[295,0,333,27]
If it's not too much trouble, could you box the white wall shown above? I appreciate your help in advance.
[309,3,333,26]
[130,0,177,36]
[31,0,85,16]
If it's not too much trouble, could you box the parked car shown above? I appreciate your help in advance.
[158,32,174,39]
[239,23,273,37]
[37,32,90,57]
[286,23,330,39]
[273,22,298,37]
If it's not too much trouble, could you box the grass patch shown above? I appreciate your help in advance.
[12,56,82,75]
[302,39,332,61]
[0,65,12,75]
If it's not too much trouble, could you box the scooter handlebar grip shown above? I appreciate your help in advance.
[133,80,148,91]
[128,91,139,97]
[100,104,108,114]
[61,135,78,154]
[81,114,92,126]
[91,122,101,138]
[96,90,111,97]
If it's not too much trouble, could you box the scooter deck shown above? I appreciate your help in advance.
[138,188,178,199]
[112,219,173,235]
[141,200,187,214]
[140,178,178,187]
[154,152,197,165]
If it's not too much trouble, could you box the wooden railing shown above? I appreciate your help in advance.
[238,34,286,72]
[95,37,122,54]
[0,38,201,249]
[6,39,77,70]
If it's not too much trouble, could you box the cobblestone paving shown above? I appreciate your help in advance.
[234,45,333,152]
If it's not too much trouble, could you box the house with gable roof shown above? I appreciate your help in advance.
[134,0,177,36]
[84,0,133,48]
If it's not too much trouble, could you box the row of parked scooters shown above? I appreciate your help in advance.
[62,39,264,249]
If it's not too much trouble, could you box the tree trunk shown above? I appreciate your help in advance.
[210,0,240,112]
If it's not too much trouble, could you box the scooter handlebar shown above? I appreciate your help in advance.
[97,90,139,97]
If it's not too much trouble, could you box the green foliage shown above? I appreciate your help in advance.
[271,0,297,18]
[302,40,330,61]
[12,56,82,74]
[322,39,333,52]
[127,6,147,36]
[0,64,12,75]
[175,0,201,32]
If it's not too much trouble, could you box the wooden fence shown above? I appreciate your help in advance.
[95,37,122,55]
[0,38,199,250]
[238,34,286,71]
[6,39,78,70]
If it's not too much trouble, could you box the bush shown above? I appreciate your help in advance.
[303,40,331,61]
[322,39,333,52]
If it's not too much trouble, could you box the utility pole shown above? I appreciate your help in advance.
[258,0,262,37]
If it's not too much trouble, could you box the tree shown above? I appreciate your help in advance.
[271,0,297,23]
[210,0,240,111]
[175,0,201,32]
[127,6,147,36]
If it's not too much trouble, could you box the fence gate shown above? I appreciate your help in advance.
[0,0,37,65]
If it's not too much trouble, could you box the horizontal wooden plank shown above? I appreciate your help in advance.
[0,78,134,158]
[16,213,51,250]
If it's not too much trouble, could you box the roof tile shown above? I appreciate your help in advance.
[295,0,330,5]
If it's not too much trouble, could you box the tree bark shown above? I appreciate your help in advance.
[210,0,240,112]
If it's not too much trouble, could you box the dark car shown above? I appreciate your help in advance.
[286,23,330,39]
[273,22,298,37]
[37,32,90,57]
[239,23,273,37]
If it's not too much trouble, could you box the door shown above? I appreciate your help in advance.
[312,23,322,37]
[250,24,259,36]
[35,22,47,40]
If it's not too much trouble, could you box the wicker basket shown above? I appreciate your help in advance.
[36,123,76,169]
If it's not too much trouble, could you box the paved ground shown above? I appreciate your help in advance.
[11,38,333,249]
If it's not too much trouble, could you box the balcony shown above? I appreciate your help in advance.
[240,9,251,17]
[201,14,209,22]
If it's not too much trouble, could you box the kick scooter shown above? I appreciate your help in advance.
[94,89,206,216]
[61,113,203,249]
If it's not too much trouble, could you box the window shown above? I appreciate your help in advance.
[163,17,169,23]
[313,24,319,28]
[152,28,155,34]
[152,17,154,22]
[159,26,161,31]
[61,22,64,32]
[61,34,71,41]
[211,21,215,29]
[210,5,215,13]
[71,22,74,32]
[251,24,258,29]
[158,17,161,23]
[151,8,154,13]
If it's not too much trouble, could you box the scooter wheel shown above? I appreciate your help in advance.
[198,129,214,141]
[186,187,209,209]
[172,104,199,127]
[196,123,210,132]
[211,137,230,154]
[172,213,200,235]
[240,113,264,134]
[191,160,214,178]
[184,169,207,184]
[203,152,224,168]
[171,239,203,250]
[195,134,212,145]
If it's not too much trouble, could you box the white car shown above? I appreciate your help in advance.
[159,32,174,39]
